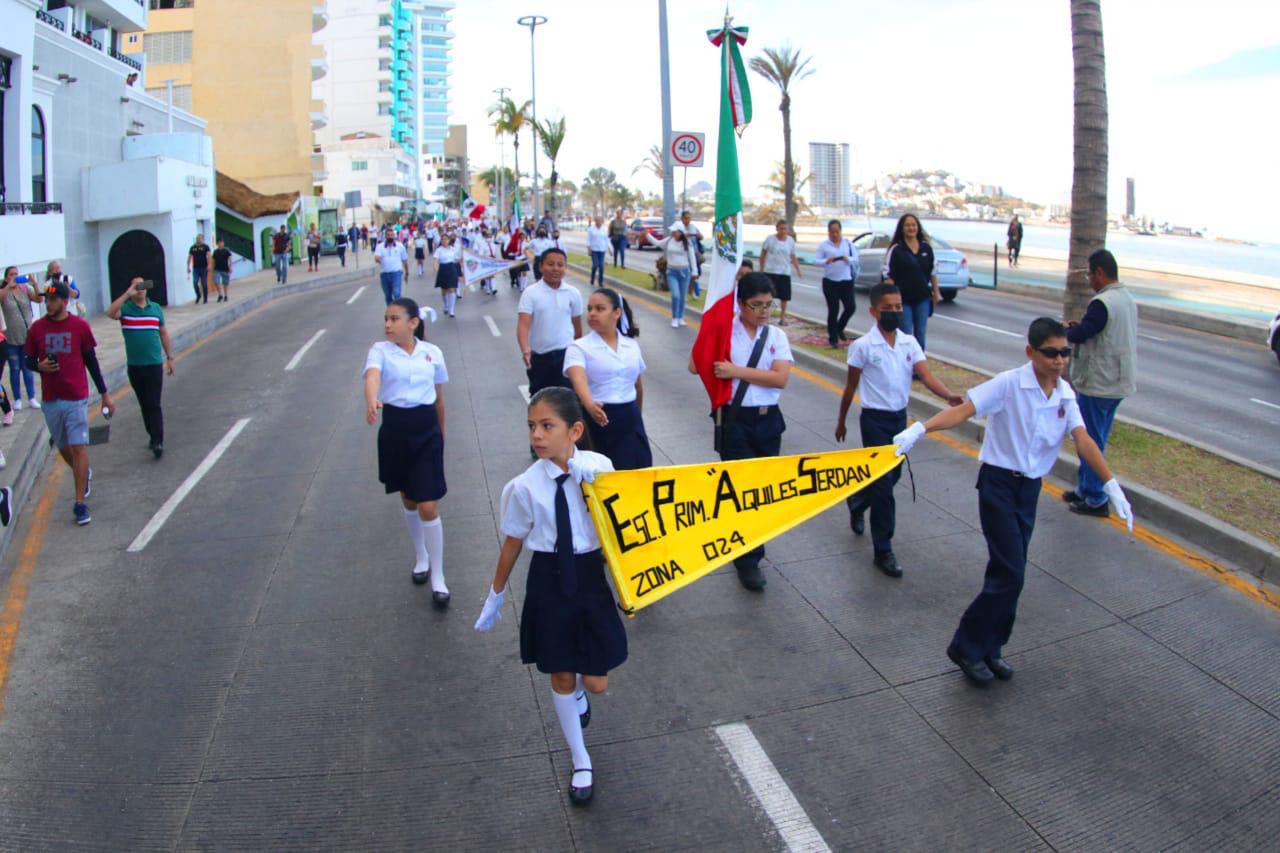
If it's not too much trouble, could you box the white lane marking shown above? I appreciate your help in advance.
[484,315,501,337]
[714,722,832,853]
[345,286,366,305]
[793,281,818,290]
[932,315,1022,338]
[1138,332,1167,342]
[284,329,327,371]
[128,418,252,552]
[518,384,531,403]
[1250,398,1280,412]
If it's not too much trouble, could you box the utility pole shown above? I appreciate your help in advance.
[658,0,675,227]
[518,15,547,220]
[493,86,510,221]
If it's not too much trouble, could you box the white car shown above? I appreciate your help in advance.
[850,232,971,301]
[1270,309,1280,365]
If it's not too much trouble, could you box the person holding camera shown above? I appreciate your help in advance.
[107,277,173,459]
[24,281,114,526]
[644,226,698,328]
[1,266,43,411]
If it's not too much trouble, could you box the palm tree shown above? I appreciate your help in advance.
[749,46,814,228]
[1065,0,1108,321]
[609,185,638,212]
[582,167,617,216]
[487,96,532,214]
[631,144,665,181]
[535,116,566,215]
[760,161,814,218]
[477,166,516,191]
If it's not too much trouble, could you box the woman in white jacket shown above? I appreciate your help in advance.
[644,229,698,327]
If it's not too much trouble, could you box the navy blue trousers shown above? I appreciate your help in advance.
[846,407,907,554]
[718,405,785,569]
[951,464,1040,661]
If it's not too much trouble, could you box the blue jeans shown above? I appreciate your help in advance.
[192,267,208,301]
[1076,394,1121,506]
[379,270,403,304]
[273,252,290,283]
[667,266,690,320]
[590,250,605,285]
[4,341,35,403]
[611,236,626,268]
[899,298,932,350]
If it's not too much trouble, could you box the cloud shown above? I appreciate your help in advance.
[1179,45,1280,81]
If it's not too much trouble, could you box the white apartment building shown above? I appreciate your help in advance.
[808,141,851,210]
[2,0,215,312]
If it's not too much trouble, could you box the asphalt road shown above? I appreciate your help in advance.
[1,266,1278,849]
[567,234,1280,471]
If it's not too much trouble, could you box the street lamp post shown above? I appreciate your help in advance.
[517,14,547,221]
[493,86,510,222]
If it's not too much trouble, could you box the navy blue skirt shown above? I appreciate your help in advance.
[520,550,628,676]
[377,403,446,502]
[586,400,652,470]
[435,261,460,289]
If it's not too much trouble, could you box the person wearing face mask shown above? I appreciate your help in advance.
[834,283,962,578]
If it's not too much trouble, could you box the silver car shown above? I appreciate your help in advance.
[850,231,971,301]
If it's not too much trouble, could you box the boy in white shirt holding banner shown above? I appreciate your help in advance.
[835,283,962,578]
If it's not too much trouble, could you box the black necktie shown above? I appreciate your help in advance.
[554,473,578,596]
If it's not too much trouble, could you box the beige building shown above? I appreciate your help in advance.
[123,0,325,199]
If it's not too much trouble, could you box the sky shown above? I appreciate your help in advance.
[449,0,1280,240]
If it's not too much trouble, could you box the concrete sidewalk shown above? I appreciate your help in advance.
[0,257,371,565]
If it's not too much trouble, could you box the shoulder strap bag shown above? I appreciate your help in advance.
[713,326,770,453]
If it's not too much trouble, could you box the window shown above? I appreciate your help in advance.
[143,31,193,65]
[352,161,368,172]
[31,107,46,203]
[150,1,196,8]
[146,84,193,111]
[378,104,391,116]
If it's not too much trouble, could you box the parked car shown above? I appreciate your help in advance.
[1269,309,1280,365]
[850,231,971,301]
[628,217,666,250]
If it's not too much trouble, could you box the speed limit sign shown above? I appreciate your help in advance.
[669,132,705,168]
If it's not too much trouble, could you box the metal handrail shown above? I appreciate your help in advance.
[0,202,64,215]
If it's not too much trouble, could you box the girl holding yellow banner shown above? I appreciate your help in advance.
[474,388,625,806]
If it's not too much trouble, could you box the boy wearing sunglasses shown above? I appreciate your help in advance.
[890,317,1133,687]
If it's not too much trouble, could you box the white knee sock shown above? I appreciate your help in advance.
[422,517,446,593]
[552,689,592,785]
[404,508,429,573]
[575,674,587,714]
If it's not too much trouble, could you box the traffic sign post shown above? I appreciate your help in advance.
[669,131,705,213]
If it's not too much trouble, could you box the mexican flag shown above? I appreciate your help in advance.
[460,188,485,219]
[690,17,752,411]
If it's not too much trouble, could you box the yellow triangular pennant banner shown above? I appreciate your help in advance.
[583,446,903,614]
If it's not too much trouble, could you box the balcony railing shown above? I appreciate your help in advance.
[73,29,104,51]
[109,47,142,72]
[36,8,66,31]
[0,202,65,216]
[37,10,146,76]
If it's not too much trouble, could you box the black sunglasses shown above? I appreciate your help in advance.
[1036,347,1073,359]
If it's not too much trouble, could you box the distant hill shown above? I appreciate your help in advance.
[689,180,712,193]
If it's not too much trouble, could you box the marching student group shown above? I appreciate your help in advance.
[360,211,1135,806]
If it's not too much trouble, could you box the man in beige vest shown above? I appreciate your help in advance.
[1063,249,1137,517]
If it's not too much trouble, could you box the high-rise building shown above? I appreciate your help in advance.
[1126,177,1135,218]
[808,142,851,209]
[415,2,453,162]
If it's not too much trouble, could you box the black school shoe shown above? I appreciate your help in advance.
[736,561,766,591]
[1068,499,1110,518]
[568,769,593,805]
[986,655,1014,680]
[874,551,902,578]
[946,645,994,687]
[1061,490,1080,504]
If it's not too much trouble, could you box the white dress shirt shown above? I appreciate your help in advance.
[518,281,583,353]
[846,325,925,412]
[967,361,1085,478]
[760,235,797,275]
[433,245,457,265]
[500,449,614,553]
[374,243,408,273]
[528,236,555,259]
[815,238,859,282]
[729,317,793,407]
[363,340,449,407]
[586,224,611,252]
[563,330,646,404]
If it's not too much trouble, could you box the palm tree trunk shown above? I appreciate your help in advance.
[1065,0,1108,321]
[512,137,521,214]
[781,93,795,227]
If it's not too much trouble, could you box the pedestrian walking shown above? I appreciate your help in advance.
[306,225,323,272]
[1063,249,1137,519]
[1007,215,1024,267]
[891,317,1134,686]
[607,208,628,269]
[835,283,962,577]
[586,215,609,286]
[188,234,212,304]
[433,235,461,318]
[106,276,173,458]
[689,273,793,591]
[552,228,567,255]
[759,220,801,326]
[671,211,705,290]
[882,214,941,351]
[564,289,652,470]
[426,223,439,254]
[518,248,583,403]
[272,225,292,284]
[504,226,527,290]
[335,229,349,268]
[360,224,370,250]
[364,297,451,604]
[528,227,555,282]
[373,234,409,305]
[470,226,499,296]
[815,219,859,347]
[644,227,698,328]
[25,281,115,526]
[44,261,82,317]
[414,232,428,277]
[211,238,232,302]
[1,267,42,411]
[474,386,625,806]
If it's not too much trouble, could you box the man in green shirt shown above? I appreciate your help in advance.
[107,277,174,458]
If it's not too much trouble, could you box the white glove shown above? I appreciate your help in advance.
[1103,478,1134,532]
[891,422,927,457]
[568,453,613,484]
[473,586,506,632]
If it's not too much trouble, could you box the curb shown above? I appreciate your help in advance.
[568,261,1280,587]
[0,268,366,570]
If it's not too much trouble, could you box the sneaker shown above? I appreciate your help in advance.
[0,450,6,469]
[30,399,41,410]
[670,318,680,328]
[2,411,11,426]
[13,400,21,411]
[74,502,91,526]
[0,486,11,526]
[84,467,92,499]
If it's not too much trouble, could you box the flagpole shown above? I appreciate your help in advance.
[658,0,675,227]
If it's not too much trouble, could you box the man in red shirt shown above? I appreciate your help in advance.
[24,282,115,525]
